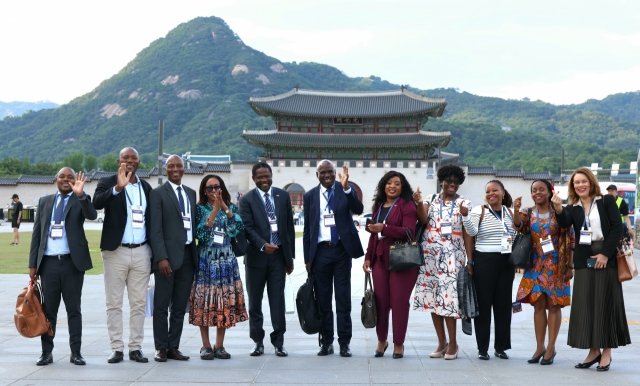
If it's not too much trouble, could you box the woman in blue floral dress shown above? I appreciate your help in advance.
[189,175,248,360]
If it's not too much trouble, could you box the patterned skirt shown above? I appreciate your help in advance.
[516,252,571,307]
[188,245,248,328]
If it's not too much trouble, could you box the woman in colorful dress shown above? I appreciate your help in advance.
[513,179,574,365]
[413,165,472,360]
[189,174,248,360]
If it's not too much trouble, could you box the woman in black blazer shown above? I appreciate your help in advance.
[552,168,630,372]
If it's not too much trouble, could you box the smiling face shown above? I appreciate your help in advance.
[441,175,461,197]
[56,167,76,194]
[117,147,140,175]
[252,167,272,192]
[485,182,503,206]
[531,181,551,205]
[573,173,591,199]
[165,155,184,185]
[316,161,336,189]
[385,176,402,200]
[205,177,221,203]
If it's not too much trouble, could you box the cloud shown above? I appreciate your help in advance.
[602,33,640,47]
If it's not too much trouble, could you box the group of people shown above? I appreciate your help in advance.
[26,150,631,370]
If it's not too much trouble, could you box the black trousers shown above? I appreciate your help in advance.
[40,256,85,353]
[313,242,352,346]
[245,249,286,347]
[472,250,514,353]
[153,245,195,350]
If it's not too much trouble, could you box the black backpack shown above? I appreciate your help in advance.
[296,273,323,335]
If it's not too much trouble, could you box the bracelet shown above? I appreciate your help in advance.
[77,192,87,200]
[467,261,474,266]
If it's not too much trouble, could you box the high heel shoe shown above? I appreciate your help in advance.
[429,343,449,358]
[527,348,546,364]
[596,357,611,372]
[392,345,404,359]
[575,354,601,369]
[374,342,388,358]
[444,345,458,360]
[540,351,556,365]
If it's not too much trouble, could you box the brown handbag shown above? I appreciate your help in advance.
[14,281,54,338]
[617,240,633,282]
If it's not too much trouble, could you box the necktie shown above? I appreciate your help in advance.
[327,187,339,245]
[53,194,67,224]
[177,186,187,243]
[264,193,280,245]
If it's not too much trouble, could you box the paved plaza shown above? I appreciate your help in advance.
[0,223,639,385]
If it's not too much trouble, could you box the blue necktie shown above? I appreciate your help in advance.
[264,193,280,245]
[327,187,339,245]
[177,187,187,243]
[53,194,67,224]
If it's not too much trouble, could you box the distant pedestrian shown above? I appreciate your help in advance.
[11,194,23,245]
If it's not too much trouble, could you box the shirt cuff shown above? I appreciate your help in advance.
[344,187,352,194]
[112,187,121,195]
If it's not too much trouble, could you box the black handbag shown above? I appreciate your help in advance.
[389,227,424,271]
[361,272,377,328]
[231,228,248,257]
[295,273,323,334]
[509,233,533,269]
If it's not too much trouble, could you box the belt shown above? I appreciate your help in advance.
[318,240,342,248]
[121,241,147,249]
[44,254,71,260]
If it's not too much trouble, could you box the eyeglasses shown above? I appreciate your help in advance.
[205,186,222,192]
[443,178,461,186]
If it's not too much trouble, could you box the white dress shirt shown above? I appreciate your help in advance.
[316,183,351,243]
[168,181,193,244]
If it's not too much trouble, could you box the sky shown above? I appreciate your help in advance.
[1,0,639,105]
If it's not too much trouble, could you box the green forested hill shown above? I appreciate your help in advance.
[0,16,638,173]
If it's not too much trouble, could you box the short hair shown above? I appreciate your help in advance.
[437,164,465,184]
[118,147,139,160]
[56,167,75,177]
[316,159,335,172]
[252,162,272,177]
[567,167,601,205]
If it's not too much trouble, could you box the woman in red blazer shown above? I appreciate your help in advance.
[363,171,418,359]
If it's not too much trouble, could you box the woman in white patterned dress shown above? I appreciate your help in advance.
[413,165,472,360]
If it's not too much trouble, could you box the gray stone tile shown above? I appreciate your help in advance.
[370,369,429,384]
[255,369,370,384]
[22,358,152,381]
[10,381,131,386]
[137,362,258,383]
[426,370,491,384]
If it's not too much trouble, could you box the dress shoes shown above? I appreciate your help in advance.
[70,350,86,365]
[429,343,449,358]
[527,349,545,364]
[37,351,53,366]
[317,344,334,356]
[250,341,264,357]
[444,345,459,360]
[154,348,168,362]
[274,346,288,357]
[575,354,601,369]
[478,351,490,360]
[392,345,404,359]
[167,347,190,361]
[129,350,148,363]
[596,357,611,372]
[494,350,509,359]
[107,351,124,363]
[374,342,389,358]
[540,351,556,365]
[339,344,352,357]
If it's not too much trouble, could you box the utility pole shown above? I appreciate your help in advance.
[157,120,164,187]
[561,148,565,185]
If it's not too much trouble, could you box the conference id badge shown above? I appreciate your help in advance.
[51,222,64,239]
[501,232,512,254]
[183,216,191,230]
[441,222,452,236]
[579,230,592,245]
[269,218,278,232]
[131,206,144,229]
[323,213,336,227]
[213,229,225,246]
[541,236,554,254]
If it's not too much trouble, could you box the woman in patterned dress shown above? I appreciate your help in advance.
[513,179,574,365]
[189,174,248,360]
[413,165,472,360]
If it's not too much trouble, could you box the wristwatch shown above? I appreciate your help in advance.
[225,209,231,215]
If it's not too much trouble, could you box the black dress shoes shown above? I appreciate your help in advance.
[339,344,352,357]
[575,354,601,369]
[167,347,190,360]
[527,349,545,364]
[540,351,556,365]
[478,351,490,360]
[154,348,167,362]
[494,350,509,359]
[317,344,334,356]
[108,351,124,363]
[250,342,264,357]
[374,342,389,358]
[392,345,404,359]
[37,351,53,366]
[275,346,288,357]
[129,350,148,363]
[70,350,86,365]
[596,357,611,372]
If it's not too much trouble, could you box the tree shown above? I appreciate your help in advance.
[0,157,30,177]
[101,154,118,172]
[84,154,98,172]
[31,162,59,176]
[63,152,85,173]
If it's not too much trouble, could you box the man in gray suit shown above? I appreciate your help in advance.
[29,167,97,366]
[239,162,295,357]
[148,155,198,362]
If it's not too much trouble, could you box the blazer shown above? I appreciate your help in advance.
[29,192,98,274]
[93,174,153,251]
[303,181,365,266]
[148,182,198,271]
[239,187,295,268]
[364,198,418,265]
[556,194,623,269]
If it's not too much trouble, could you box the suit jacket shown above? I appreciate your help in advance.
[364,198,418,265]
[148,182,198,271]
[93,174,153,251]
[29,192,98,274]
[556,194,622,269]
[303,181,365,266]
[239,187,295,268]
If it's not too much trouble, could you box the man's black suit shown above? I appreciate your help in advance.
[239,187,295,348]
[148,182,198,350]
[29,193,97,353]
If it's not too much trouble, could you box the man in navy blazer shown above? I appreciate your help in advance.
[303,160,364,357]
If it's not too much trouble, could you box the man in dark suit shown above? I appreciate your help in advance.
[148,155,198,362]
[28,167,97,366]
[303,160,364,357]
[93,147,153,364]
[240,162,295,357]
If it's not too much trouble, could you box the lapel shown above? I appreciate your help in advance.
[332,181,342,211]
[309,185,320,225]
[43,194,55,227]
[596,197,608,233]
[252,188,270,225]
[163,182,182,216]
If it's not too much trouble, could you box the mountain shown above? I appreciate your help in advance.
[0,16,637,173]
[0,101,59,119]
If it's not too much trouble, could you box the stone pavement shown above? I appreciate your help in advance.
[0,227,639,385]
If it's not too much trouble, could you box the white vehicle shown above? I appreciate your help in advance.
[353,212,373,227]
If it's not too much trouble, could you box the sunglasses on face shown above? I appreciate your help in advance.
[205,185,222,192]
[443,178,461,186]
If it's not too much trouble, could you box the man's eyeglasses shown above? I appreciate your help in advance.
[205,186,222,192]
[443,178,461,186]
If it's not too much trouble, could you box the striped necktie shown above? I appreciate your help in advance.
[264,192,280,245]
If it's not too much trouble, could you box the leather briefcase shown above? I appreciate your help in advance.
[14,281,53,338]
[389,227,424,271]
[361,272,377,328]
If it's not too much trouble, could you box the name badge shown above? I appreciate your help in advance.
[579,230,592,245]
[501,232,512,254]
[441,222,452,236]
[323,213,336,227]
[183,216,191,230]
[51,223,64,239]
[132,206,144,229]
[213,229,225,246]
[270,218,278,232]
[540,236,554,254]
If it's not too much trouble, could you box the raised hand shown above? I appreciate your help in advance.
[338,164,350,190]
[459,201,469,217]
[413,186,423,203]
[73,171,86,196]
[115,162,130,192]
[551,191,563,213]
[513,196,523,212]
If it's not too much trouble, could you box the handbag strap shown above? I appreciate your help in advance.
[403,227,414,242]
[34,281,45,305]
[364,272,373,291]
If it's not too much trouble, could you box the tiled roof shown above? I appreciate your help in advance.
[88,171,117,182]
[242,130,451,148]
[249,88,447,118]
[184,167,205,175]
[136,169,152,178]
[0,178,18,186]
[496,169,524,178]
[285,183,306,193]
[467,166,496,175]
[524,171,553,180]
[17,175,56,184]
[204,164,231,173]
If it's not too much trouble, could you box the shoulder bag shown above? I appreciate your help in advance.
[361,272,377,328]
[295,273,323,334]
[389,227,424,271]
[231,228,248,257]
[509,208,533,269]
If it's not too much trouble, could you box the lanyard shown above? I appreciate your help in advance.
[536,208,550,237]
[488,205,510,233]
[124,181,142,207]
[581,199,596,230]
[323,188,333,212]
[439,193,457,220]
[377,198,400,223]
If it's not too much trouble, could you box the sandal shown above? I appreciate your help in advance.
[213,346,231,359]
[200,347,214,360]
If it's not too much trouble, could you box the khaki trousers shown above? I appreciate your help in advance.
[103,244,152,352]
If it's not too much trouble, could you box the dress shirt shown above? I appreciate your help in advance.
[575,196,604,241]
[112,176,147,244]
[256,187,279,247]
[168,181,193,244]
[317,184,351,243]
[44,193,71,255]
